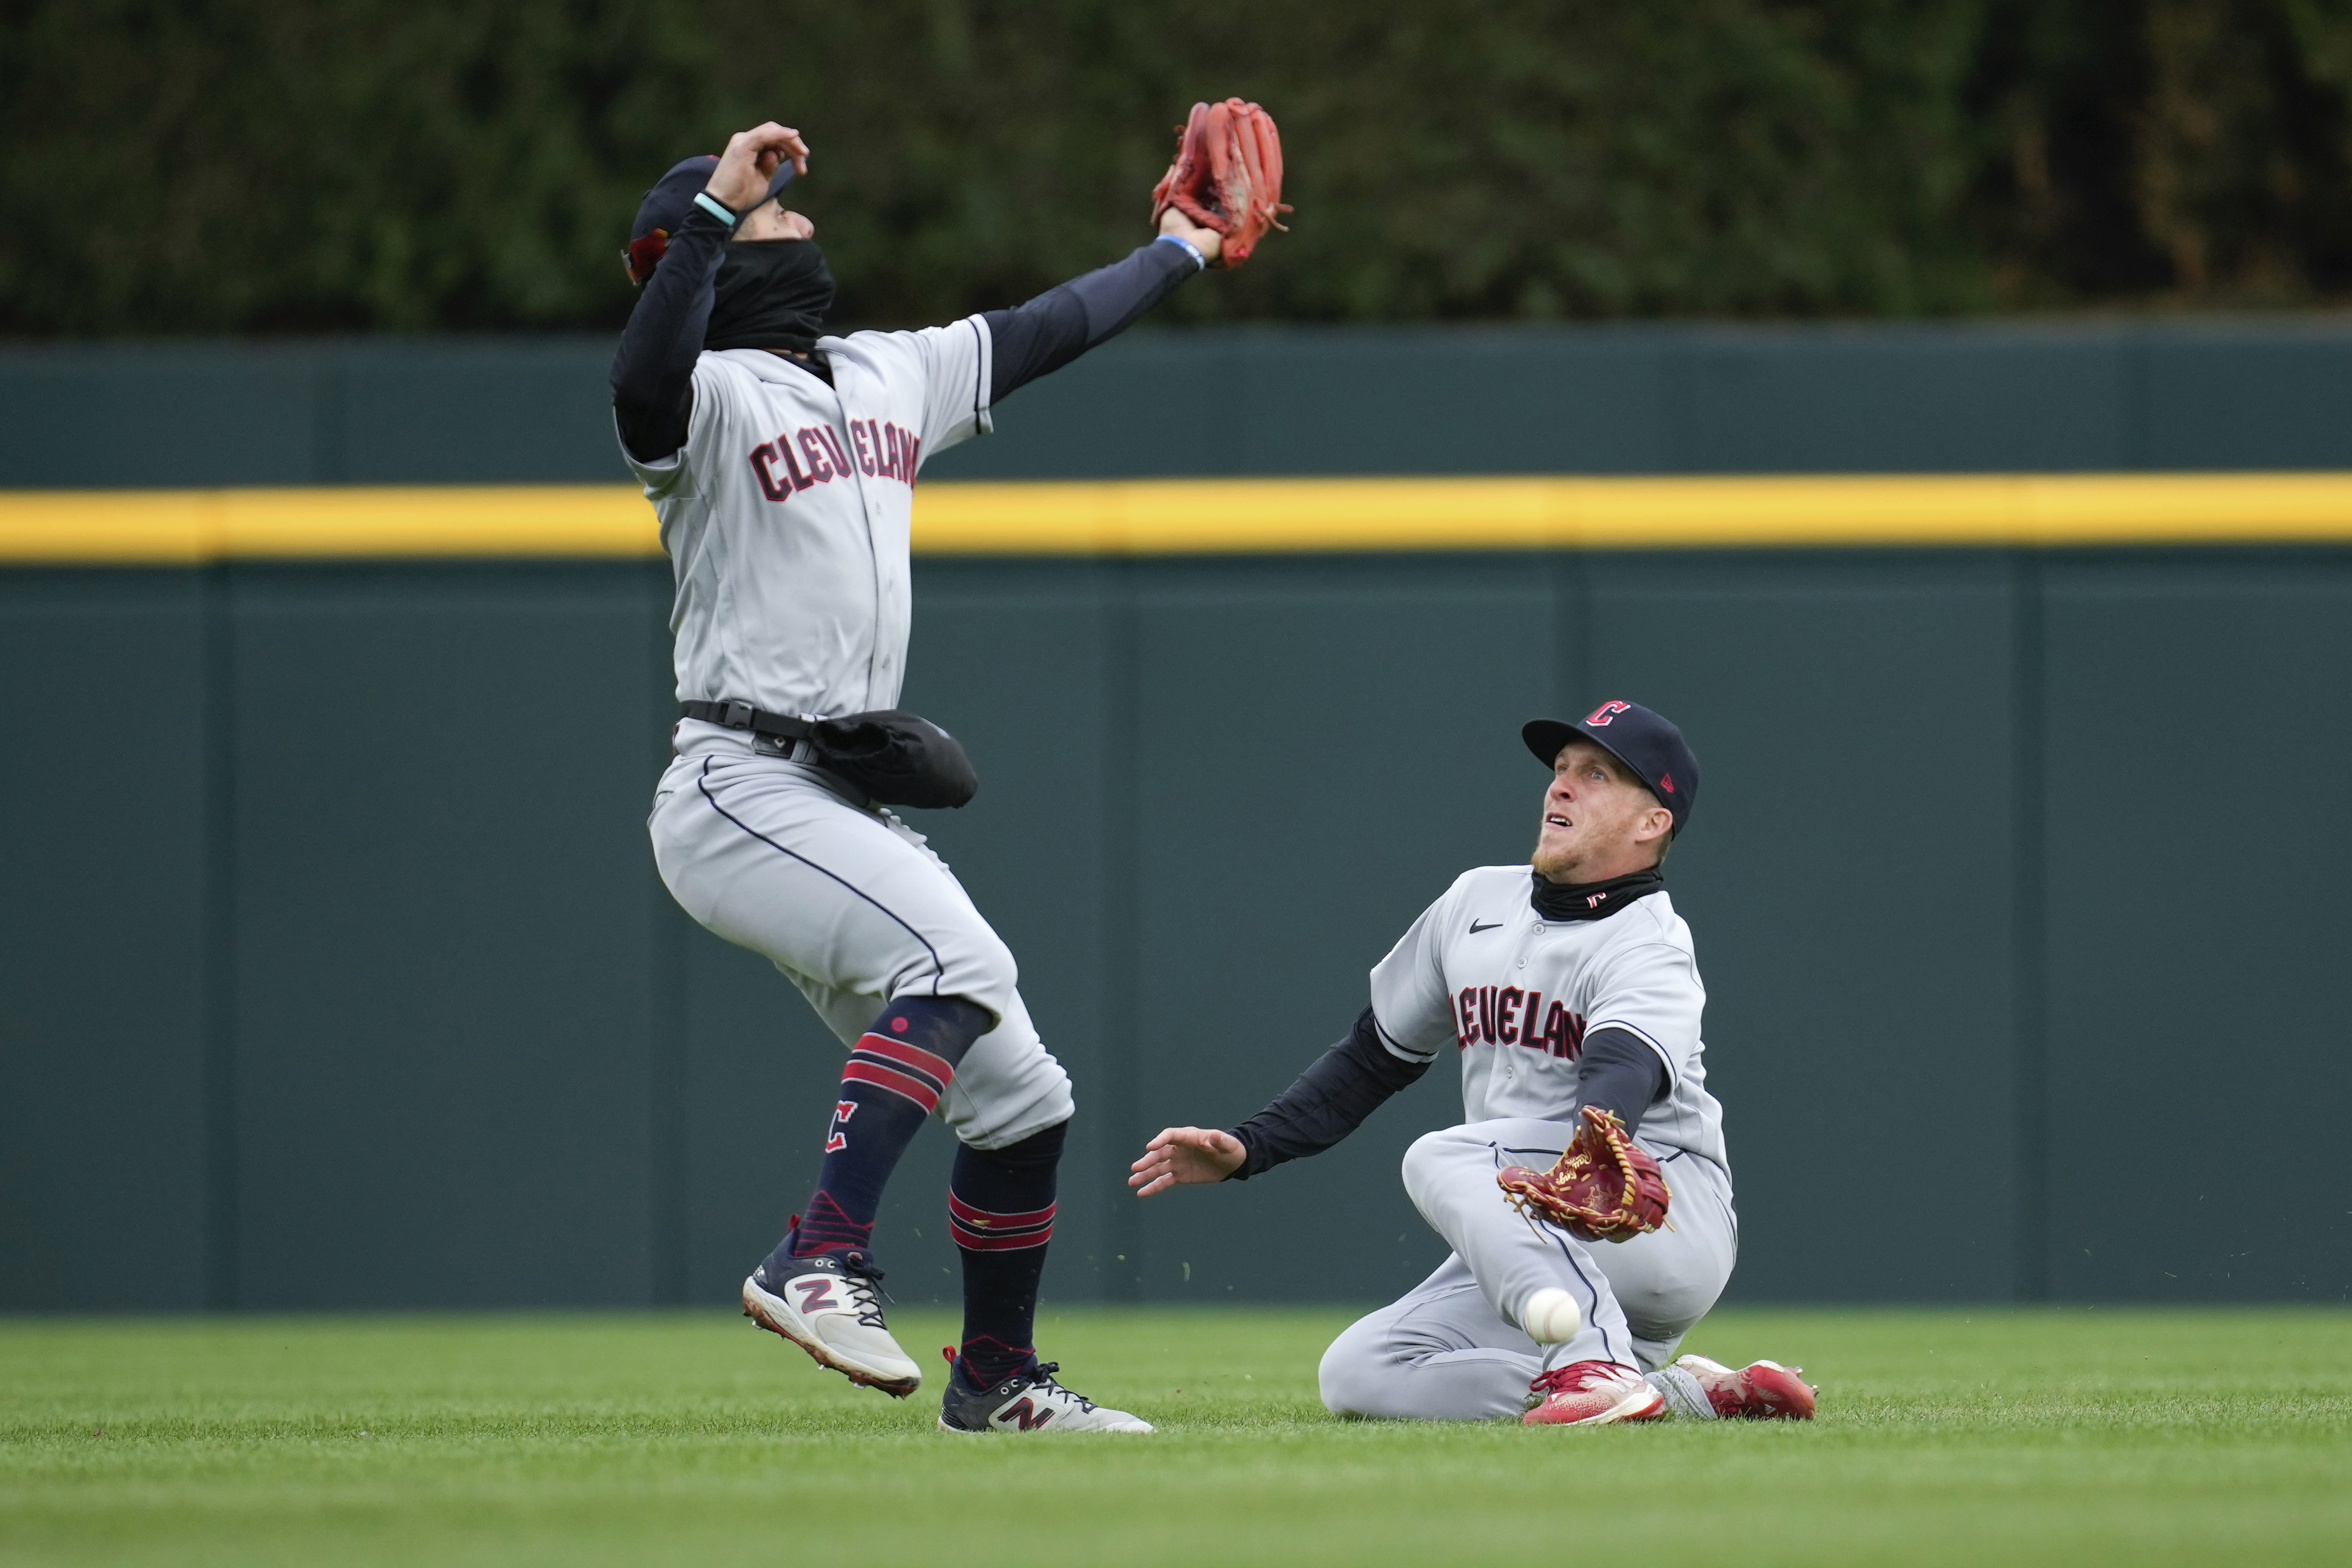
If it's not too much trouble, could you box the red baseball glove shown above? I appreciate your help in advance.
[1150,98,1290,268]
[1496,1107,1672,1243]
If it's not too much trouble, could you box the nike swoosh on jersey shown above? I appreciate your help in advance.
[1468,919,1504,933]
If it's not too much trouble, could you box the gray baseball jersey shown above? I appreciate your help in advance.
[630,318,1075,1148]
[1367,864,1728,1166]
[620,322,993,718]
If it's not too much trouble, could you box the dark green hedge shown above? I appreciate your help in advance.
[10,1,2352,335]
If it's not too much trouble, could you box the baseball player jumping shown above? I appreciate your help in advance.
[1130,703,1815,1425]
[611,109,1280,1435]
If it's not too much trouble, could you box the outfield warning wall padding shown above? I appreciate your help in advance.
[2,547,2347,1313]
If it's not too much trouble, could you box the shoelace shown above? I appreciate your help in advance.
[1023,1363,1099,1414]
[1529,1359,1621,1396]
[836,1260,891,1330]
[936,1348,1104,1414]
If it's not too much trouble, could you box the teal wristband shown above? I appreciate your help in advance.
[693,191,738,227]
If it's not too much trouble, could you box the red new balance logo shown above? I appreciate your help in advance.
[793,1279,837,1313]
[995,1397,1054,1431]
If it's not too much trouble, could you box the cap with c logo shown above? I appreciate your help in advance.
[1522,700,1700,836]
[624,153,800,285]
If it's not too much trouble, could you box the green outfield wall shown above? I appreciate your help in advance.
[3,549,2347,1314]
[3,324,2350,1314]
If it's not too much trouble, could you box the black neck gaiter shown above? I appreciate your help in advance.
[1529,866,1665,922]
[705,239,835,352]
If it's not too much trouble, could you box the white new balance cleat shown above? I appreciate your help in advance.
[936,1351,1155,1434]
[742,1253,922,1397]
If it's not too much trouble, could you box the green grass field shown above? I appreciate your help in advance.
[4,1306,2348,1567]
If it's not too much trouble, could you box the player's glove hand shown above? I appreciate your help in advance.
[1496,1106,1672,1243]
[1149,98,1290,269]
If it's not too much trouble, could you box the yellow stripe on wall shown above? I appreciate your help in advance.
[0,486,658,564]
[8,474,2352,563]
[916,473,2352,552]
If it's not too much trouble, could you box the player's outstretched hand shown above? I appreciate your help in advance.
[706,121,811,214]
[1158,206,1223,265]
[1129,1126,1245,1197]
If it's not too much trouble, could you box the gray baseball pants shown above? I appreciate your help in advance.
[1318,1117,1737,1421]
[648,741,1074,1150]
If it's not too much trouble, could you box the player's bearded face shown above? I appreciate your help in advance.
[1531,742,1664,882]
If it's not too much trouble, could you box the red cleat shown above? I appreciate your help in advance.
[1522,1359,1668,1427]
[1673,1354,1816,1419]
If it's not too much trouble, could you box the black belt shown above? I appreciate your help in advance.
[679,699,814,740]
[679,699,826,764]
[680,701,980,810]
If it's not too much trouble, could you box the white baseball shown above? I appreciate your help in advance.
[1520,1287,1582,1344]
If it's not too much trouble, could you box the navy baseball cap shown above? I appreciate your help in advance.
[1523,701,1700,836]
[624,154,798,285]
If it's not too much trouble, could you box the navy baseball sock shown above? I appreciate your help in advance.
[776,995,991,1263]
[949,1119,1066,1388]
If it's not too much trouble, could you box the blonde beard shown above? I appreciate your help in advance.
[1531,834,1665,883]
[1530,838,1576,882]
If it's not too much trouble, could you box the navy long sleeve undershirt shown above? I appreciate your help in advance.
[611,229,1198,464]
[1572,1028,1670,1137]
[979,239,1198,405]
[610,208,733,464]
[1225,1018,1667,1182]
[1226,1010,1431,1181]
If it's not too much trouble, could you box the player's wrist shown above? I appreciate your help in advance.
[1154,231,1207,270]
[692,190,740,229]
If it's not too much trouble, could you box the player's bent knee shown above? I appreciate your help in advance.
[1399,1126,1472,1209]
[933,934,1019,1019]
[1317,1327,1385,1418]
[1318,1322,1451,1421]
[964,926,1016,983]
[938,1016,1073,1153]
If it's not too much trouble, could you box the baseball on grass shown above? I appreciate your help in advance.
[1520,1287,1582,1344]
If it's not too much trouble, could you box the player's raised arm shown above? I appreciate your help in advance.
[982,99,1286,406]
[609,122,811,463]
[978,212,1211,407]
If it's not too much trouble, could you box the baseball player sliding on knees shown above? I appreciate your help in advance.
[1131,704,1815,1425]
[613,109,1279,1435]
